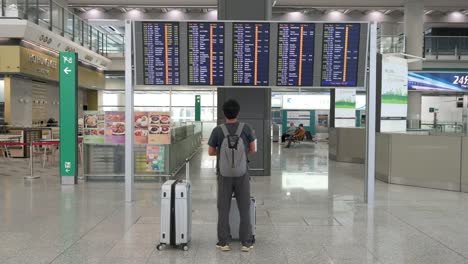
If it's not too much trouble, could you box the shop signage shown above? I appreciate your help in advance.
[408,72,468,91]
[335,89,356,128]
[381,56,408,132]
[59,52,78,185]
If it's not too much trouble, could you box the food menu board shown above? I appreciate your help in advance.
[105,112,125,144]
[277,23,315,86]
[146,146,165,172]
[83,111,105,144]
[188,22,224,85]
[148,112,171,145]
[321,23,360,86]
[83,111,173,145]
[142,22,180,85]
[232,23,270,86]
[134,112,171,145]
[134,112,149,144]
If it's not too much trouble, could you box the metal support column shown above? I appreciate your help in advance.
[124,20,134,202]
[365,22,378,205]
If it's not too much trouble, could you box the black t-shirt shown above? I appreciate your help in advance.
[208,122,256,167]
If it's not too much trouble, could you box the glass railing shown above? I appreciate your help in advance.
[379,34,468,59]
[0,0,124,57]
[379,35,405,54]
[424,36,468,57]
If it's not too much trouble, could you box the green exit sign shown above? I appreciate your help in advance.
[59,52,78,185]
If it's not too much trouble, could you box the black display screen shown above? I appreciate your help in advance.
[321,23,360,86]
[188,22,224,85]
[232,23,270,86]
[277,23,315,86]
[142,22,180,85]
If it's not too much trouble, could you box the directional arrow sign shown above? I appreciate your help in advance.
[59,52,78,185]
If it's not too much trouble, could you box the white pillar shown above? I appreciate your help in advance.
[407,92,422,128]
[404,0,424,129]
[124,20,134,203]
[365,22,378,205]
[404,0,424,70]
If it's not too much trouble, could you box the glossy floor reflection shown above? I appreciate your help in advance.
[1,142,468,264]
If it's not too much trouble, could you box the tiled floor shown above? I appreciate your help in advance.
[1,142,468,264]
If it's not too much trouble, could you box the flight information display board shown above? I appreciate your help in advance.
[277,23,315,86]
[188,22,224,85]
[142,22,180,85]
[321,23,360,86]
[232,23,270,86]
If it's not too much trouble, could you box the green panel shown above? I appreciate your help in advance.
[59,52,78,183]
[309,110,316,136]
[356,110,361,127]
[195,95,201,121]
[281,110,288,134]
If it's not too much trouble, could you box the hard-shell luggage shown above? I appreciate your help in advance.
[157,160,192,251]
[229,196,256,242]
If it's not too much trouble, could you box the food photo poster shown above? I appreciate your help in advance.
[148,112,172,145]
[134,112,149,144]
[146,145,165,172]
[105,111,126,144]
[83,111,105,144]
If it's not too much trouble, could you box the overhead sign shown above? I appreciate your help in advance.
[59,52,78,185]
[408,72,468,91]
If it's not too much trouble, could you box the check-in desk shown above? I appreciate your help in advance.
[329,127,365,163]
[376,133,462,191]
[329,127,468,192]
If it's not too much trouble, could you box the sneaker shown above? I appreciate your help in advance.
[216,242,231,252]
[241,244,254,252]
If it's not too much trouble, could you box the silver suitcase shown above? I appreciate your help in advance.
[157,161,192,251]
[229,196,256,242]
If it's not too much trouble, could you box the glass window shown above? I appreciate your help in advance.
[0,79,4,102]
[171,93,196,107]
[134,92,170,107]
[102,93,120,106]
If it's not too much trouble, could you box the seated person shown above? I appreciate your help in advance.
[281,123,296,143]
[286,124,305,148]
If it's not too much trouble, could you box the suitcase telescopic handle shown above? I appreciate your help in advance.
[185,158,190,182]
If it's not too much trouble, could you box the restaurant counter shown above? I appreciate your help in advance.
[84,124,202,180]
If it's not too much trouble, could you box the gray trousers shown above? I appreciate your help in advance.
[217,174,252,244]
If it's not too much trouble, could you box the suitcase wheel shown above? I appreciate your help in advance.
[183,244,189,251]
[156,244,165,251]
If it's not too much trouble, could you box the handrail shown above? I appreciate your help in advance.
[0,0,124,56]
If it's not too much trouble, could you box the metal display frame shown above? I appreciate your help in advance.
[124,19,377,204]
[132,20,370,90]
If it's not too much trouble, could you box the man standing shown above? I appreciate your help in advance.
[208,99,257,252]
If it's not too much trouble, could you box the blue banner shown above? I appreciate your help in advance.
[408,72,468,91]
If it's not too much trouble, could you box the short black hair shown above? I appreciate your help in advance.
[299,124,304,127]
[223,99,240,119]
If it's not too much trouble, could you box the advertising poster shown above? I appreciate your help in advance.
[105,111,126,144]
[381,56,408,132]
[146,145,165,172]
[134,112,149,144]
[83,111,105,144]
[148,112,172,145]
[286,111,311,127]
[335,89,356,128]
[408,72,468,92]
